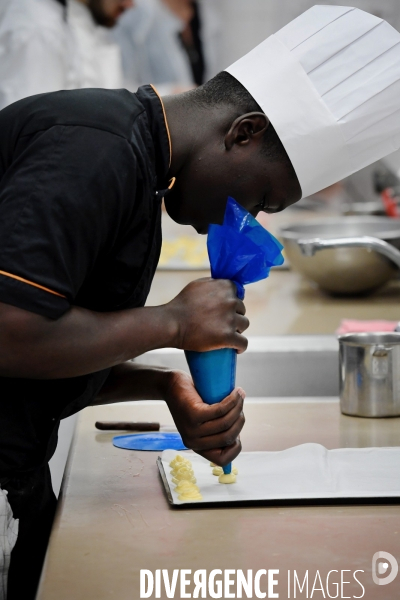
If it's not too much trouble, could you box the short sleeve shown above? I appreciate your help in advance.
[0,125,137,318]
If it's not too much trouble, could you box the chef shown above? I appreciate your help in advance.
[1,5,400,600]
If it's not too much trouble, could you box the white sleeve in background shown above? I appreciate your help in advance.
[68,0,124,90]
[0,489,18,600]
[0,0,76,111]
[115,0,193,90]
[0,31,70,110]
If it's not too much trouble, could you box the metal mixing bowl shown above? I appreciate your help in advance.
[280,216,400,295]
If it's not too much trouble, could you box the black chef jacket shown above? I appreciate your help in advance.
[0,85,170,498]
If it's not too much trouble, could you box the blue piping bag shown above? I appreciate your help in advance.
[185,197,284,474]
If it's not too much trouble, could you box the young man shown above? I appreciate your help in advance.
[1,4,400,599]
[0,76,295,600]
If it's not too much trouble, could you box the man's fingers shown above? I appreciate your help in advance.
[192,388,245,425]
[214,438,242,466]
[189,414,245,452]
[197,439,242,467]
[234,333,248,354]
[236,314,249,334]
[198,398,244,438]
[181,388,245,450]
[235,299,246,316]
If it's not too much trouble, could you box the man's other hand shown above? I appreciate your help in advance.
[163,369,245,466]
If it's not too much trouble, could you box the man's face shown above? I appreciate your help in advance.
[88,0,133,27]
[164,131,302,234]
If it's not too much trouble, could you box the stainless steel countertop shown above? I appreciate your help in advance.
[37,399,400,600]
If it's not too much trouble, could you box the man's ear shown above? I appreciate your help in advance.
[224,112,270,150]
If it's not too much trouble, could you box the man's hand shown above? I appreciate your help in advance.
[165,278,249,354]
[163,369,245,466]
[94,363,245,466]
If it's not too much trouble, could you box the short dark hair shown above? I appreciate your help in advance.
[191,71,293,167]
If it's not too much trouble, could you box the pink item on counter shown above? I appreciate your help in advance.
[336,319,398,335]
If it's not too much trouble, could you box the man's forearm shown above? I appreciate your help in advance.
[0,278,249,380]
[0,302,177,379]
[93,362,173,405]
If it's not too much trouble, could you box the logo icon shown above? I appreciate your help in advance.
[372,551,398,585]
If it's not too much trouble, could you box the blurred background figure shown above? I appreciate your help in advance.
[0,0,76,109]
[177,0,221,84]
[68,0,133,88]
[114,0,221,94]
[0,0,132,111]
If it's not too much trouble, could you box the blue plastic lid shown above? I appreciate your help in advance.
[113,432,187,451]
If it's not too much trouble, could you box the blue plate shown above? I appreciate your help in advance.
[113,432,187,451]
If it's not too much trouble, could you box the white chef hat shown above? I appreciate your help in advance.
[225,5,400,198]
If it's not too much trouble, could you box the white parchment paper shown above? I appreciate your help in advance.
[160,444,400,505]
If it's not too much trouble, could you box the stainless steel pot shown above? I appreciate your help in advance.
[280,216,400,294]
[339,333,400,417]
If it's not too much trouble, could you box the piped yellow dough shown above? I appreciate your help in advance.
[169,455,203,499]
[170,465,193,476]
[174,476,202,501]
[218,472,237,484]
[172,475,196,485]
[212,466,238,476]
[177,482,202,501]
[169,455,191,469]
[174,480,194,492]
[171,466,196,484]
[178,488,202,501]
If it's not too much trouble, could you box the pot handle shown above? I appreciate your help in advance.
[297,236,400,269]
[372,345,389,358]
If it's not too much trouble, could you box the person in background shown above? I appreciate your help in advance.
[192,0,221,83]
[0,0,132,111]
[176,0,204,85]
[68,0,133,89]
[114,0,220,94]
[0,0,76,110]
[115,0,194,95]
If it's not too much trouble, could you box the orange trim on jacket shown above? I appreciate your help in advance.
[0,270,66,298]
[150,84,172,169]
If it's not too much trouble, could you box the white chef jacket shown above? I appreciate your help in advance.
[0,0,78,111]
[68,0,123,89]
